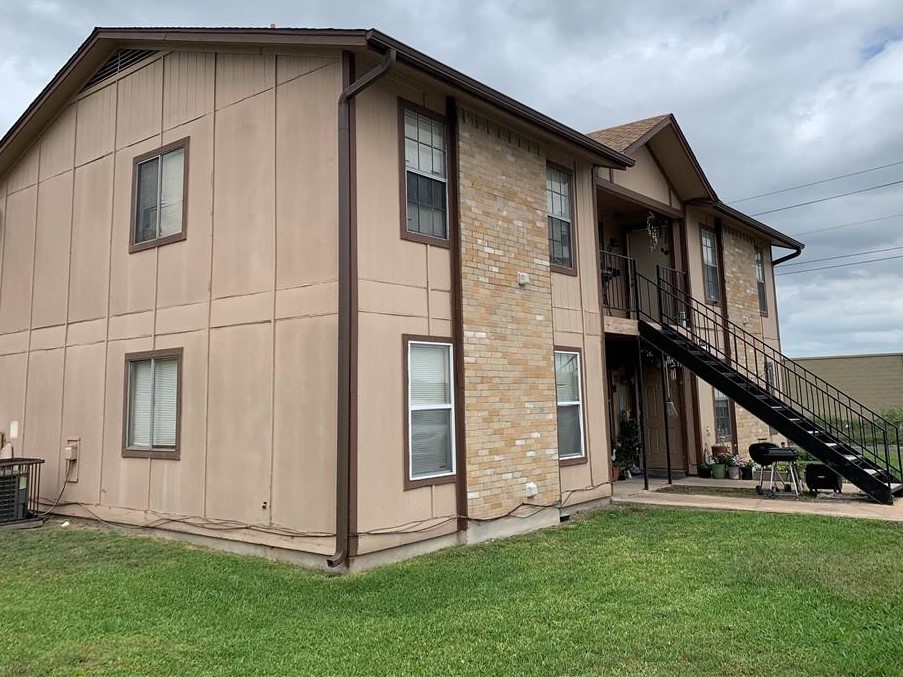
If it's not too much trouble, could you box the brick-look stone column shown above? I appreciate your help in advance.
[456,109,560,519]
[722,227,772,454]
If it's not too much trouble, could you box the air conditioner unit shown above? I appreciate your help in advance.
[0,458,44,526]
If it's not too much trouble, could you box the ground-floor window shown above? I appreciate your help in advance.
[407,339,455,482]
[555,350,585,460]
[713,389,732,442]
[123,349,182,459]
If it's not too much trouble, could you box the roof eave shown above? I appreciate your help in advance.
[700,200,804,250]
[365,30,633,169]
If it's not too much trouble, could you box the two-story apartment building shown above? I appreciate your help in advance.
[1,28,897,570]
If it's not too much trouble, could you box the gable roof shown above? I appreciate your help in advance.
[589,113,803,252]
[0,27,632,181]
[589,113,716,202]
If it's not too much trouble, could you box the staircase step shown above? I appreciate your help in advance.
[864,468,879,475]
[843,454,858,461]
[892,483,902,495]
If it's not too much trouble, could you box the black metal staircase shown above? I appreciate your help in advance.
[633,269,902,505]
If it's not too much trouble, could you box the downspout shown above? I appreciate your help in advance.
[328,47,396,570]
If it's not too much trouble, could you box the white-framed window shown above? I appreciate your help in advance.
[124,350,181,458]
[407,340,455,480]
[555,350,585,459]
[755,247,767,314]
[132,140,188,249]
[403,107,448,240]
[547,166,574,270]
[700,227,720,303]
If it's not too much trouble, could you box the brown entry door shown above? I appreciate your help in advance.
[642,363,685,473]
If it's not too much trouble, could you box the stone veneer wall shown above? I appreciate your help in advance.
[457,109,560,519]
[721,226,772,453]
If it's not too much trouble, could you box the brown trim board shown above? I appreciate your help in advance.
[447,95,468,530]
[595,177,683,220]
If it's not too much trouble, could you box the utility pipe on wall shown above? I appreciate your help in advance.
[329,47,396,570]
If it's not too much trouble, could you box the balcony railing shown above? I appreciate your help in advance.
[600,251,635,316]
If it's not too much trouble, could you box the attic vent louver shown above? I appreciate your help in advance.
[81,49,159,92]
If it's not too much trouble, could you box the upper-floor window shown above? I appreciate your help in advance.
[123,348,182,460]
[403,107,448,242]
[132,139,188,252]
[700,227,720,303]
[755,247,767,314]
[547,166,574,272]
[406,339,455,483]
[555,350,585,460]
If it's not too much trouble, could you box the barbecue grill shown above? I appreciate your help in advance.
[749,442,802,498]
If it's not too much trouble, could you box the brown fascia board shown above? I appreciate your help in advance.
[364,30,633,169]
[0,26,631,180]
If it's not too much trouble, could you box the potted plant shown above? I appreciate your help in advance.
[711,452,733,479]
[740,458,755,480]
[698,461,712,479]
[612,413,641,481]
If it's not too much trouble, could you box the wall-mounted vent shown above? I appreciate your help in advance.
[81,49,159,92]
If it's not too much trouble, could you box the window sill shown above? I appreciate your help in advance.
[400,229,451,249]
[559,454,587,467]
[129,231,187,254]
[404,472,456,491]
[122,448,180,460]
[550,263,577,277]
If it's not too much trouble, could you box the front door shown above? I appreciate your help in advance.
[642,359,686,475]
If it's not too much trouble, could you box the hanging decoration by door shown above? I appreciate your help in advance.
[646,210,659,252]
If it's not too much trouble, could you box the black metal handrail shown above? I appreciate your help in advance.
[636,270,902,487]
[635,268,903,487]
[600,251,635,315]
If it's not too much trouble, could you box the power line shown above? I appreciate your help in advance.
[775,253,903,276]
[792,211,903,236]
[751,179,903,216]
[730,160,903,203]
[780,245,903,267]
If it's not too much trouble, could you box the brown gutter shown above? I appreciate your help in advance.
[328,47,396,570]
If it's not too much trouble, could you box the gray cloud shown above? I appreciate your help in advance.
[1,0,902,356]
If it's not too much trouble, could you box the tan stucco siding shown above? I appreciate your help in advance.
[0,49,342,554]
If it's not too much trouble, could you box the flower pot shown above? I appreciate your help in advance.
[711,463,727,479]
[612,465,621,481]
[698,466,712,479]
[740,466,753,480]
[727,466,741,480]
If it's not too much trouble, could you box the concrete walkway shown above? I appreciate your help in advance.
[611,476,903,522]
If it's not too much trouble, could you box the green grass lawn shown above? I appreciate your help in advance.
[2,508,903,676]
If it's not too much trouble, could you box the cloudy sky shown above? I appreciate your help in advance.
[1,0,902,357]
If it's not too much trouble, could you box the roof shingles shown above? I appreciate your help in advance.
[587,114,670,153]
